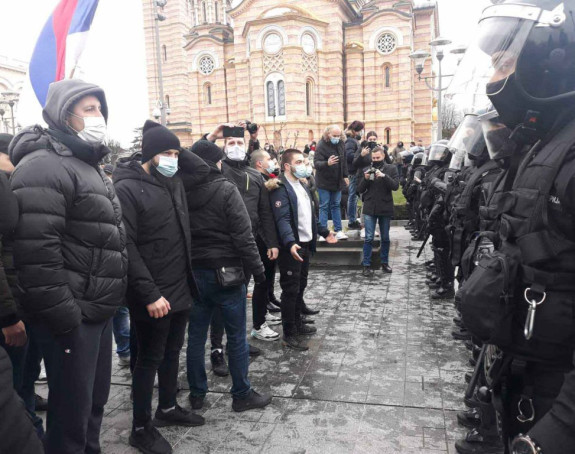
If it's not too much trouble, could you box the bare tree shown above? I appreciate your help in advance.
[441,100,464,139]
[103,139,125,165]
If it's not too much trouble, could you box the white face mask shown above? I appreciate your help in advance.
[226,144,246,161]
[70,113,107,145]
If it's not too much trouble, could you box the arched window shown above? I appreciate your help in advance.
[277,80,286,116]
[385,128,391,145]
[266,81,276,116]
[306,80,313,116]
[162,45,167,62]
[384,65,391,88]
[214,1,219,22]
[165,95,170,108]
[204,83,212,105]
[202,1,207,23]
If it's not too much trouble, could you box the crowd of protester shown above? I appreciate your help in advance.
[0,78,426,454]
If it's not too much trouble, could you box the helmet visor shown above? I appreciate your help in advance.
[428,143,449,162]
[449,149,466,171]
[447,4,539,106]
[449,114,486,159]
[479,110,516,160]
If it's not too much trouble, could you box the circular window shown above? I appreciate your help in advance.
[301,33,316,55]
[263,32,283,54]
[376,33,397,55]
[198,55,215,75]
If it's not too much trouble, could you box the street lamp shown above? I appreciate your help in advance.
[1,91,19,135]
[410,37,465,141]
[153,0,168,125]
[0,108,5,133]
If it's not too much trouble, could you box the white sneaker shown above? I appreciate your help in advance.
[335,231,349,240]
[375,229,380,237]
[318,235,327,242]
[360,228,366,239]
[251,322,280,341]
[265,312,282,326]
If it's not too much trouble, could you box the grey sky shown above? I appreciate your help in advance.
[0,0,491,147]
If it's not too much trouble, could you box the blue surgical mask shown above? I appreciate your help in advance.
[156,156,178,178]
[330,137,340,145]
[266,161,276,174]
[292,164,307,179]
[305,166,313,178]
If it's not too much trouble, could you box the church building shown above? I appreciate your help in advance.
[142,0,439,147]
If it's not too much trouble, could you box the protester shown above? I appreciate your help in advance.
[267,149,337,351]
[391,141,405,177]
[251,149,283,314]
[314,125,349,241]
[9,79,128,454]
[114,121,208,454]
[203,124,280,375]
[344,121,365,230]
[184,139,272,413]
[357,147,399,276]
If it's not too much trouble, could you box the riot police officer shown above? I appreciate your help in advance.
[455,1,575,452]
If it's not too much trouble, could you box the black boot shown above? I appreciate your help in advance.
[452,328,471,341]
[301,303,320,315]
[282,325,308,351]
[129,423,173,454]
[362,266,374,277]
[456,408,481,429]
[297,321,317,335]
[210,350,229,377]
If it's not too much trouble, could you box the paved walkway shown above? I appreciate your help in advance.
[38,227,470,453]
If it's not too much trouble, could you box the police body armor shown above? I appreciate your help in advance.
[460,124,575,366]
[450,160,502,268]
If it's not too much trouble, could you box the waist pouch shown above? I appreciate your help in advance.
[215,266,245,288]
[460,244,521,347]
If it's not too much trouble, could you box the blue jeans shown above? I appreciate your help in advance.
[396,164,403,179]
[112,306,130,358]
[186,268,251,399]
[318,188,343,232]
[363,215,392,266]
[347,175,358,224]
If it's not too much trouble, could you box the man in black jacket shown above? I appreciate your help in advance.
[183,140,272,414]
[314,125,349,241]
[9,79,128,454]
[203,124,281,375]
[344,120,365,230]
[357,147,399,277]
[114,121,207,454]
[268,149,337,351]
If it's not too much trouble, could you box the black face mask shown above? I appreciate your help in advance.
[372,160,384,168]
[487,74,527,130]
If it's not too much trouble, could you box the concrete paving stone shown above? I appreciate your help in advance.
[97,227,475,453]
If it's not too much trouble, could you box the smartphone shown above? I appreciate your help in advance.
[223,126,245,138]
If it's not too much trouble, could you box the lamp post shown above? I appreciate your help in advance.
[410,38,465,142]
[1,91,19,135]
[0,108,5,133]
[153,0,168,125]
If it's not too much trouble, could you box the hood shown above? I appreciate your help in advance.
[42,79,108,133]
[265,176,283,192]
[113,157,162,188]
[9,125,70,166]
[186,164,224,211]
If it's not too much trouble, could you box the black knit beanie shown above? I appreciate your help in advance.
[141,120,181,163]
[0,133,13,155]
[190,139,224,163]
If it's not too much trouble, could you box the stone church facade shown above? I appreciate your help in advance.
[142,0,439,147]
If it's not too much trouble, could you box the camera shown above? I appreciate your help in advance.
[245,121,258,135]
[366,167,378,181]
[367,141,378,151]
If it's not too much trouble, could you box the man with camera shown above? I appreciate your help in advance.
[357,147,399,277]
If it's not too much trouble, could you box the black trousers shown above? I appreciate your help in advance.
[278,242,311,335]
[252,236,275,330]
[131,310,188,427]
[32,319,112,454]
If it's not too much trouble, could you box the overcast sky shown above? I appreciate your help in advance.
[0,0,492,147]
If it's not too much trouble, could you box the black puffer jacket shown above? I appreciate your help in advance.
[314,138,348,192]
[181,162,264,277]
[345,136,360,174]
[113,151,207,319]
[357,162,400,217]
[9,81,127,335]
[0,345,44,454]
[222,159,279,249]
[0,170,19,330]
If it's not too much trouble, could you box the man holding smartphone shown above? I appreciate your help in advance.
[357,147,399,277]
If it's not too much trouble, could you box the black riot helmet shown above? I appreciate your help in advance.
[455,1,575,131]
[448,114,487,169]
[428,140,451,165]
[413,152,426,166]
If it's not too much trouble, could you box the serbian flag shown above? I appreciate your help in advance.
[29,0,100,107]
